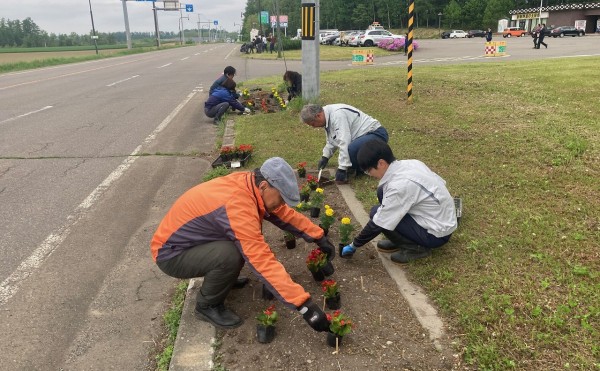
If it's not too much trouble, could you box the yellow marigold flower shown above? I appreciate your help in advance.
[341,217,351,224]
[324,204,331,209]
[296,203,303,208]
[316,188,324,193]
[325,208,334,217]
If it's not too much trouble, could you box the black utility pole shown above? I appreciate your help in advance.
[88,0,99,54]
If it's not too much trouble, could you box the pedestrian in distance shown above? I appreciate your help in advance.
[204,78,250,124]
[300,103,389,185]
[340,139,458,264]
[151,157,335,331]
[532,24,541,49]
[537,24,548,49]
[486,28,493,42]
[269,34,276,53]
[283,70,302,101]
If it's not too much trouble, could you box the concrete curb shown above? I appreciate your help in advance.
[169,278,215,371]
[335,181,446,351]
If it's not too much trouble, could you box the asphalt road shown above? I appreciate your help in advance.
[0,36,597,369]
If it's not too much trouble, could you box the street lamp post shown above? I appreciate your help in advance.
[438,12,443,37]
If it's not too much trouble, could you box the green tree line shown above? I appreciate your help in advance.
[242,0,579,35]
[0,17,179,48]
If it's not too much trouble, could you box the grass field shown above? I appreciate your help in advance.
[233,57,600,370]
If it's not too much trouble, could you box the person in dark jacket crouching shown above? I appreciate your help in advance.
[204,78,250,124]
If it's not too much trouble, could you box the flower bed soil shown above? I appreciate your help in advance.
[242,88,286,113]
[213,172,461,370]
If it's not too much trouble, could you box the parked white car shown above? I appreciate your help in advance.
[449,30,467,38]
[359,29,404,47]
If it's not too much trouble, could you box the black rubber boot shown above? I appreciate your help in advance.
[232,276,249,289]
[390,246,432,264]
[377,231,418,252]
[194,303,243,329]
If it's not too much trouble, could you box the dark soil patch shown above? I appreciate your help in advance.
[214,173,459,370]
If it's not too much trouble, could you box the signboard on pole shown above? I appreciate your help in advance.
[214,20,218,26]
[270,15,288,28]
[260,11,269,25]
[163,1,179,11]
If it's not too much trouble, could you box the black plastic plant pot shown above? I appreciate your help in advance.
[321,261,335,276]
[262,284,275,300]
[285,238,296,249]
[257,324,276,344]
[310,207,321,218]
[325,293,341,310]
[326,332,342,347]
[310,269,325,282]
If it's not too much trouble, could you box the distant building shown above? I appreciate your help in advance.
[508,2,600,33]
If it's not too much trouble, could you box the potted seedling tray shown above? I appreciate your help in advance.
[211,154,252,169]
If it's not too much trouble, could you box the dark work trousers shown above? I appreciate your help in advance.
[537,34,547,48]
[157,241,244,306]
[348,126,389,172]
[204,102,230,122]
[371,185,451,249]
[532,35,538,48]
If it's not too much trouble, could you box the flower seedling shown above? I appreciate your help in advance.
[339,217,355,245]
[327,310,353,336]
[310,187,324,208]
[306,248,327,272]
[297,162,307,177]
[321,280,339,299]
[256,304,278,326]
[320,205,335,230]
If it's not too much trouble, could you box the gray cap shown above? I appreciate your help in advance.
[260,157,300,206]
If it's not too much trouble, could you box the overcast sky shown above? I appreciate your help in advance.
[2,0,247,35]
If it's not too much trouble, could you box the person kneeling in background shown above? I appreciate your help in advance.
[204,78,250,124]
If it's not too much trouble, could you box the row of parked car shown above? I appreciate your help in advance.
[320,23,406,47]
[441,25,586,39]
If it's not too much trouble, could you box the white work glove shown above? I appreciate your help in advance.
[244,108,251,114]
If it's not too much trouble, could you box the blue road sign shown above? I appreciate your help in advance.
[214,20,219,26]
[186,4,193,12]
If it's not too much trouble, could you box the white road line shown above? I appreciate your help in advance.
[0,105,54,125]
[0,90,198,307]
[106,75,140,87]
[158,63,172,68]
[194,53,200,56]
[224,46,238,60]
[180,57,190,61]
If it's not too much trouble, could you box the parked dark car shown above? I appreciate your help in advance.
[441,31,451,39]
[467,30,486,38]
[549,26,585,37]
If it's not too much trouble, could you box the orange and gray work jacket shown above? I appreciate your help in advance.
[150,171,325,310]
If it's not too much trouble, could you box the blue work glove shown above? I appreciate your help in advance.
[318,156,329,170]
[335,169,348,184]
[340,243,356,258]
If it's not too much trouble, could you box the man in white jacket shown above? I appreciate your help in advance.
[300,103,389,184]
[340,139,457,264]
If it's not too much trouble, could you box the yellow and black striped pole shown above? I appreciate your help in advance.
[406,0,415,103]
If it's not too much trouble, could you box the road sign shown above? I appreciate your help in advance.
[270,15,288,28]
[260,11,269,25]
[185,4,193,12]
[214,20,218,26]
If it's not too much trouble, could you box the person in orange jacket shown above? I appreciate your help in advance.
[151,157,334,330]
